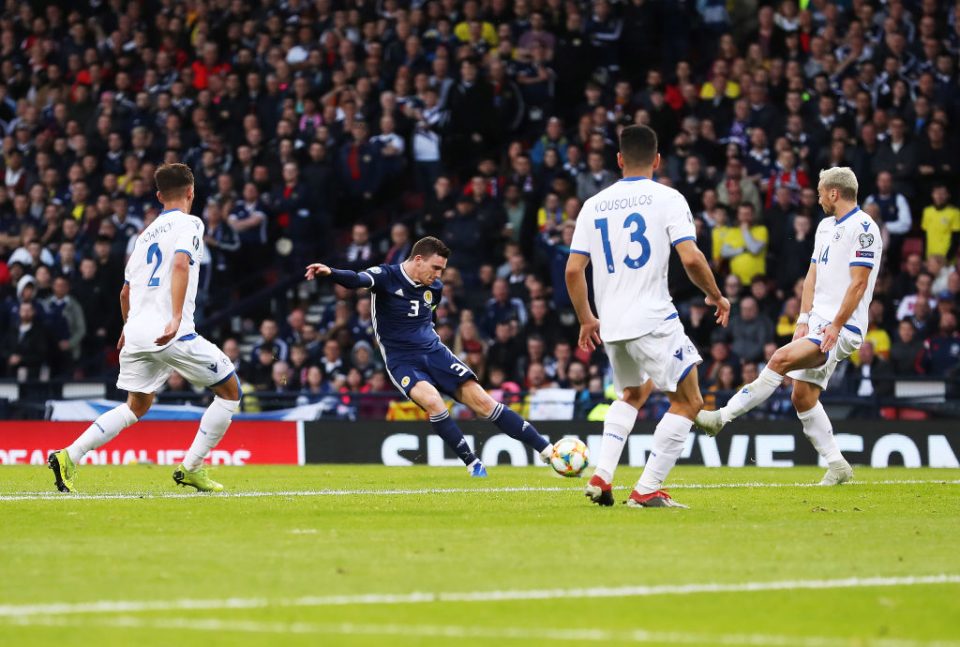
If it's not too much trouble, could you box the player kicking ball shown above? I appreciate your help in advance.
[566,125,730,508]
[48,163,242,493]
[306,237,554,476]
[695,167,881,486]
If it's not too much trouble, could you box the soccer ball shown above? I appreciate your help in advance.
[549,437,590,477]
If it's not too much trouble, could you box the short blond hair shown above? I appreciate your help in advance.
[818,167,858,201]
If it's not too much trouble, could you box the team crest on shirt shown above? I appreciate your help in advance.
[369,266,382,274]
[401,376,411,387]
[424,291,433,304]
[858,233,874,248]
[833,227,844,241]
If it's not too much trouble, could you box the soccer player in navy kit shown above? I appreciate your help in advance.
[306,236,554,476]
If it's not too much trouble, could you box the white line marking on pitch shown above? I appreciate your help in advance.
[1,575,957,619]
[5,615,959,647]
[1,479,958,501]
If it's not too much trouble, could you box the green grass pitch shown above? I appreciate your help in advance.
[1,465,959,646]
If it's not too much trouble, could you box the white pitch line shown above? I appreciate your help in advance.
[1,479,958,501]
[6,615,959,647]
[1,574,957,619]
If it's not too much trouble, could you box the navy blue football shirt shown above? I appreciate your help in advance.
[360,263,443,354]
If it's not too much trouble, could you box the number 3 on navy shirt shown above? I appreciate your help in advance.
[595,212,651,273]
[407,300,420,317]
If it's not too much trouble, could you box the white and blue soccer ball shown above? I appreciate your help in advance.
[550,437,590,477]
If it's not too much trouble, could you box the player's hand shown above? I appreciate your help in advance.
[304,263,332,280]
[792,323,809,342]
[707,295,731,327]
[820,324,840,354]
[154,318,181,346]
[578,317,602,351]
[117,332,125,351]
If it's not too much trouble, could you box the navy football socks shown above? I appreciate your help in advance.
[429,410,477,465]
[487,403,549,452]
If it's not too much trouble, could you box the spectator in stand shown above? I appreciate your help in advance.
[728,296,774,363]
[487,319,523,383]
[871,116,917,201]
[715,203,768,285]
[845,341,894,399]
[865,171,912,269]
[250,319,289,363]
[41,276,86,377]
[481,278,528,339]
[383,223,412,265]
[764,149,809,210]
[918,311,960,377]
[3,301,48,379]
[576,151,616,202]
[890,321,923,377]
[920,185,960,262]
[897,273,938,322]
[319,339,348,385]
[341,223,375,272]
[891,253,924,304]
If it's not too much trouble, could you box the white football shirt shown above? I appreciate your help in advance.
[570,176,696,342]
[810,206,882,336]
[123,209,205,352]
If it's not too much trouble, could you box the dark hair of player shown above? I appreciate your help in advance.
[619,124,658,167]
[410,236,451,260]
[154,163,195,199]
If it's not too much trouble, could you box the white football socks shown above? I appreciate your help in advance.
[797,401,843,463]
[594,399,638,483]
[67,404,138,463]
[182,396,241,471]
[636,412,692,494]
[720,367,784,424]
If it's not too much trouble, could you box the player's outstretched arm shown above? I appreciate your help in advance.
[155,251,190,346]
[564,252,601,351]
[674,240,730,327]
[820,265,870,353]
[304,263,374,289]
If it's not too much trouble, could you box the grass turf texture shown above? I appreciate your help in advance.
[1,465,958,646]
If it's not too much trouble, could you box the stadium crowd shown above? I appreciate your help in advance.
[0,0,958,414]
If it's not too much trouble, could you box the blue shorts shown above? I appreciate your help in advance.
[384,344,478,397]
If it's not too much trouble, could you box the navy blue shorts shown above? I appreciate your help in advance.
[384,344,478,397]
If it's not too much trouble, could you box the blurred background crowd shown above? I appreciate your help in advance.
[0,0,958,417]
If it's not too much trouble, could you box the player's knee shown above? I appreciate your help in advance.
[417,392,446,415]
[768,347,792,373]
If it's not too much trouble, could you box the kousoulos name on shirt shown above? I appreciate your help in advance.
[594,194,654,212]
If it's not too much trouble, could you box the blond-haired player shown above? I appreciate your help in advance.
[696,167,882,485]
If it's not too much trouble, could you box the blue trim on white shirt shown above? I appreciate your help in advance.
[178,333,198,342]
[664,312,679,321]
[174,249,195,265]
[159,209,179,216]
[849,261,873,268]
[671,236,696,247]
[810,258,817,264]
[834,205,860,225]
[619,176,649,182]
[569,249,591,257]
[844,324,862,335]
[805,337,822,346]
